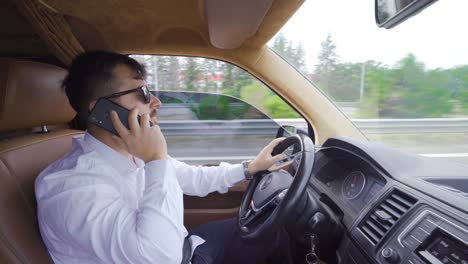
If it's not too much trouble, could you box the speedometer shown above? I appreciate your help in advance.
[342,171,366,200]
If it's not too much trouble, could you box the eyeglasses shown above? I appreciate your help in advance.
[102,85,151,104]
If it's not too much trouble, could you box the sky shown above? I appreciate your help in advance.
[268,0,468,71]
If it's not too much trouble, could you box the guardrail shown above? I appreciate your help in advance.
[159,118,468,135]
[350,118,468,134]
[160,119,279,136]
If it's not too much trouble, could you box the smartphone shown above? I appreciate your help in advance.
[88,98,153,136]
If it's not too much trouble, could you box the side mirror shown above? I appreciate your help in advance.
[276,125,307,138]
[375,0,437,29]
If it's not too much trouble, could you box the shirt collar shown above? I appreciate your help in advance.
[82,131,142,173]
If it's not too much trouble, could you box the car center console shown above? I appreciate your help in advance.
[340,184,468,264]
[315,138,468,264]
[378,208,468,264]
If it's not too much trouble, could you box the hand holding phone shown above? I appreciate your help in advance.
[88,98,153,136]
[88,98,166,162]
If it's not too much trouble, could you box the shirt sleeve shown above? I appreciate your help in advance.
[170,158,245,197]
[37,159,185,264]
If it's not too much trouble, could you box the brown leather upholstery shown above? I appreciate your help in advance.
[0,59,75,132]
[0,130,83,263]
[0,59,83,263]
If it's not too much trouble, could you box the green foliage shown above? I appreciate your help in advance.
[451,66,468,114]
[357,62,394,118]
[159,96,183,104]
[240,83,269,110]
[357,54,453,118]
[190,96,249,120]
[261,95,301,118]
[460,90,468,114]
[310,34,460,118]
[222,63,253,98]
[239,82,300,118]
[313,33,340,99]
[327,63,362,101]
[135,44,468,120]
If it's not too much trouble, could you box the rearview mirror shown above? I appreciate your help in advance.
[375,0,437,29]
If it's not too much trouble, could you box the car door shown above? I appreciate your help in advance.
[156,90,286,228]
[131,55,307,229]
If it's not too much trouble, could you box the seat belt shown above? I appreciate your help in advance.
[181,235,192,264]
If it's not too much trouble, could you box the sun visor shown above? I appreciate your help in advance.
[205,0,273,49]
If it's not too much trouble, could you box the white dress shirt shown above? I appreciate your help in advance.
[35,132,245,264]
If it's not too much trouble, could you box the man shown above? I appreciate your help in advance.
[36,51,291,264]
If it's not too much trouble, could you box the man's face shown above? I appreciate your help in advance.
[110,64,161,124]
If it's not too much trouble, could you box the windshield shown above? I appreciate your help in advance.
[269,0,468,166]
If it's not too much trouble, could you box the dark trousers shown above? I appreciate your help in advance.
[190,217,291,264]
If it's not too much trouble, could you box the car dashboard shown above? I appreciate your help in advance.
[307,137,468,264]
[313,147,387,223]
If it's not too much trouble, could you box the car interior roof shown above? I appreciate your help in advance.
[0,0,50,57]
[1,0,304,62]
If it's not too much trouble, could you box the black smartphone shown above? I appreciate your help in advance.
[88,98,153,136]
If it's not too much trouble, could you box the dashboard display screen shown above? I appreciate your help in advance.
[418,229,468,264]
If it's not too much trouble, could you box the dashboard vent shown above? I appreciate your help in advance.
[359,189,417,245]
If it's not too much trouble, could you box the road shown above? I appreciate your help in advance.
[166,133,468,166]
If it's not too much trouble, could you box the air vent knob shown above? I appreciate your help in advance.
[381,247,399,263]
[376,210,393,223]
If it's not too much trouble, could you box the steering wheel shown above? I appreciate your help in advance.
[238,134,315,240]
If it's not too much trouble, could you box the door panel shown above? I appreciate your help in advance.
[183,181,248,229]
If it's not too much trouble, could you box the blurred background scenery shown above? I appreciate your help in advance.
[131,0,468,166]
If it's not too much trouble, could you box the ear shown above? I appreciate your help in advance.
[88,100,97,112]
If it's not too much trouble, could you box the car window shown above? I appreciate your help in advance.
[269,0,468,166]
[131,55,305,165]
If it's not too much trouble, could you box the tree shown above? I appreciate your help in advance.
[271,33,288,56]
[287,42,307,72]
[331,63,362,101]
[315,33,338,76]
[357,54,453,118]
[391,54,452,117]
[184,57,200,91]
[199,58,220,93]
[357,61,397,118]
[271,33,307,72]
[313,33,339,97]
[221,63,235,93]
[166,56,181,90]
[155,56,170,90]
[450,66,468,114]
[221,63,253,98]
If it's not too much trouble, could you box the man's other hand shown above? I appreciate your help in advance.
[110,108,168,163]
[248,137,286,176]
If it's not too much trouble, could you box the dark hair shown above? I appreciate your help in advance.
[63,51,146,128]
